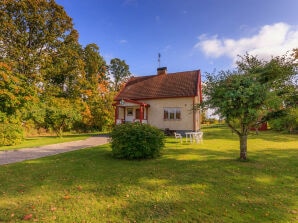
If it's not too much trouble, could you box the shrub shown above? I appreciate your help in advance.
[110,123,165,160]
[0,123,24,146]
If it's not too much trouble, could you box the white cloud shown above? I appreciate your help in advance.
[195,22,298,62]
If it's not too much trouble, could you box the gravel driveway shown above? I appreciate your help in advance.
[0,136,109,165]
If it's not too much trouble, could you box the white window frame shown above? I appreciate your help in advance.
[164,107,181,120]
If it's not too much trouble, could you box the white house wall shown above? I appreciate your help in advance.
[142,97,199,131]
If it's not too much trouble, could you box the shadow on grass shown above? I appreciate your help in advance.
[0,142,297,222]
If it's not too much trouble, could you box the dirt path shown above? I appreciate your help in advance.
[0,136,109,165]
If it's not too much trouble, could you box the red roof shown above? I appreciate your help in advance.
[114,70,201,101]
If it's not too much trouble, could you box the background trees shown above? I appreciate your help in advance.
[202,53,297,160]
[109,58,131,92]
[0,0,126,140]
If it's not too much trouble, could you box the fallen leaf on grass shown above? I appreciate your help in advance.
[50,206,57,212]
[23,214,33,220]
[63,195,71,200]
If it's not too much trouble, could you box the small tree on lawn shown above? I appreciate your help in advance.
[45,97,82,137]
[201,53,297,160]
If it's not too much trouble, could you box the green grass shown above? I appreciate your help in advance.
[0,134,95,151]
[0,127,297,222]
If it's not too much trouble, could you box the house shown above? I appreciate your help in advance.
[113,67,202,133]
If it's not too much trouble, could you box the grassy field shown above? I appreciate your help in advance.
[0,127,297,222]
[0,134,94,151]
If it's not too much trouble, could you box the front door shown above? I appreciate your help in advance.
[135,108,140,119]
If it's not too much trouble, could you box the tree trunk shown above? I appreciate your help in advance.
[239,134,248,160]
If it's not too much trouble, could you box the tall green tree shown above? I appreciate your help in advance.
[42,29,85,99]
[202,54,296,160]
[0,0,75,83]
[83,44,107,88]
[0,0,85,128]
[80,43,114,131]
[45,97,82,137]
[0,62,35,123]
[109,58,131,92]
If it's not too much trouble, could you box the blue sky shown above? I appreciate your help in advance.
[55,0,298,77]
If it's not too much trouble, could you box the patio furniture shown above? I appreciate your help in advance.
[185,131,203,143]
[192,132,203,143]
[174,132,182,143]
[185,132,193,143]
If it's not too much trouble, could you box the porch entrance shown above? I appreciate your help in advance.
[114,99,150,124]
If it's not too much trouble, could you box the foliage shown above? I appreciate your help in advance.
[270,108,298,133]
[79,44,114,131]
[87,92,115,131]
[42,29,85,99]
[0,62,35,123]
[0,1,120,137]
[0,0,77,89]
[201,53,297,160]
[44,97,82,137]
[0,123,24,146]
[83,44,108,88]
[0,127,297,222]
[109,58,131,92]
[110,123,165,159]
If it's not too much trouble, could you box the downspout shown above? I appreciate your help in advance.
[198,70,202,103]
[193,97,196,131]
[198,70,202,130]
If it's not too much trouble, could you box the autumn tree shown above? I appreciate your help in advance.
[80,44,114,131]
[0,0,86,136]
[109,58,131,92]
[202,54,296,160]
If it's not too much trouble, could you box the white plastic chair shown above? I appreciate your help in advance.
[193,132,203,143]
[174,132,182,143]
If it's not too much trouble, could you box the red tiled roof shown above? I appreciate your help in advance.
[114,70,201,101]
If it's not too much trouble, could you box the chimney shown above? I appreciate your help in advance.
[157,67,167,75]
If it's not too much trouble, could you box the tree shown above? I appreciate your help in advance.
[83,44,107,89]
[44,97,82,137]
[202,54,296,160]
[0,0,86,133]
[0,0,76,84]
[0,62,35,123]
[42,29,85,99]
[79,44,114,131]
[109,58,131,92]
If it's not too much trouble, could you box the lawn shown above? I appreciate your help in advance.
[0,127,297,222]
[0,134,94,151]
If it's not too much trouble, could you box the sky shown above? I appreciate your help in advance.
[55,0,298,77]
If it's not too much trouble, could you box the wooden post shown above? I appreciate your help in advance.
[114,105,118,124]
[140,105,143,123]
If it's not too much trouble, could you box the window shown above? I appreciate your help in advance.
[164,108,181,120]
[127,108,133,116]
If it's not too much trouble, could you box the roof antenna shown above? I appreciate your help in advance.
[158,53,161,68]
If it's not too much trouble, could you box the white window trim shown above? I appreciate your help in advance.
[163,107,181,120]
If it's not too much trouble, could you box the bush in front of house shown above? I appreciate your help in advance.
[0,123,24,146]
[110,122,165,160]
